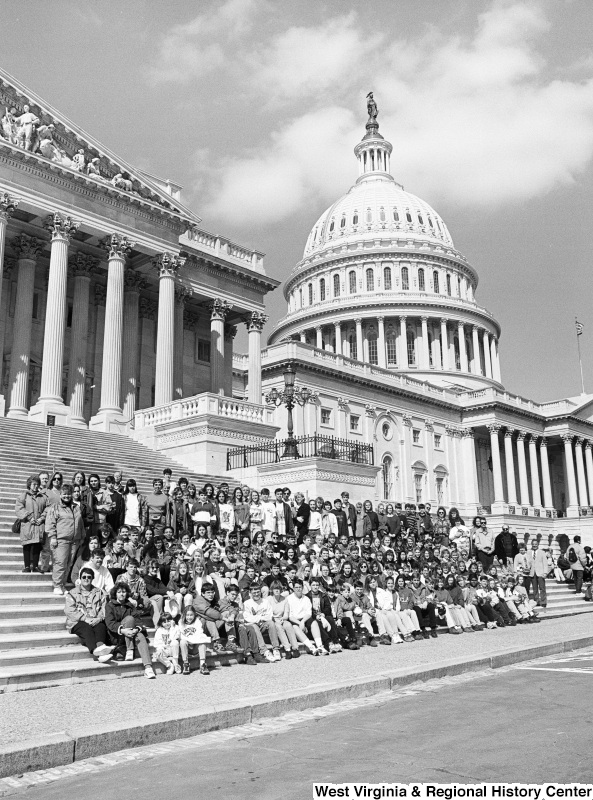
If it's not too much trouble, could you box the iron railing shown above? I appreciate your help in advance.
[227,434,374,470]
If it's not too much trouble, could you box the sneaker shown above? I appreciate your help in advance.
[313,647,320,656]
[533,616,542,623]
[348,642,360,650]
[212,641,225,653]
[291,648,301,658]
[272,648,282,662]
[97,653,113,663]
[264,650,276,663]
[368,637,379,647]
[430,629,438,639]
[284,650,292,660]
[93,644,114,656]
[449,627,461,635]
[328,642,337,653]
[380,634,392,646]
[125,650,135,661]
[166,662,175,675]
[174,663,182,674]
[245,654,257,665]
[317,646,330,656]
[21,568,31,573]
[144,666,156,679]
[31,567,40,573]
[463,627,474,633]
[392,635,403,644]
[225,640,240,652]
[253,653,269,663]
[334,642,343,652]
[403,634,415,643]
[422,630,430,639]
[413,632,424,641]
[53,587,64,595]
[182,661,190,674]
[200,663,210,675]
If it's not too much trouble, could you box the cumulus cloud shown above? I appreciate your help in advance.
[149,0,259,84]
[153,0,593,226]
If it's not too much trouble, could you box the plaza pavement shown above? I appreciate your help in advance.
[1,613,592,778]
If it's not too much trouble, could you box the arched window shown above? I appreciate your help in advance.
[418,213,424,225]
[368,332,378,365]
[406,211,413,223]
[407,328,416,366]
[366,208,373,224]
[340,216,346,229]
[379,207,386,223]
[384,266,392,290]
[382,455,393,500]
[366,268,375,292]
[329,219,335,233]
[418,268,425,292]
[458,276,462,297]
[401,266,409,291]
[308,283,313,305]
[454,336,461,370]
[349,270,357,294]
[393,208,400,222]
[428,216,434,230]
[333,274,340,297]
[386,331,397,365]
[353,212,359,226]
[319,278,325,302]
[433,270,440,294]
[446,274,452,296]
[348,333,357,360]
[299,288,303,307]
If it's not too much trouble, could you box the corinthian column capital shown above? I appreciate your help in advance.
[247,311,268,332]
[12,232,43,261]
[102,233,135,260]
[44,212,80,241]
[69,251,98,278]
[209,298,231,321]
[0,192,19,221]
[153,251,186,278]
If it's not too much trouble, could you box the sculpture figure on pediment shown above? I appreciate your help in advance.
[87,158,105,181]
[72,149,86,172]
[15,105,40,151]
[1,107,18,144]
[112,173,134,192]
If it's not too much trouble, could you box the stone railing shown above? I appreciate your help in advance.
[180,228,265,273]
[134,393,275,429]
[457,387,577,416]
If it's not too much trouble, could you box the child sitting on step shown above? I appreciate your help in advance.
[152,612,181,674]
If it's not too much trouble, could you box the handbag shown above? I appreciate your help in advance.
[11,518,21,534]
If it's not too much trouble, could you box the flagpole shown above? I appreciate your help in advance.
[576,317,585,395]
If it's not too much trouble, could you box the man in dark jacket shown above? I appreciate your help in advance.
[307,577,342,653]
[494,525,519,567]
[331,499,349,539]
[104,475,125,531]
[144,559,168,625]
[293,493,311,539]
[340,492,357,537]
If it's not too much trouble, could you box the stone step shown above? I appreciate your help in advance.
[0,580,56,593]
[0,616,66,634]
[0,643,91,667]
[0,592,60,605]
[0,604,65,618]
[0,630,78,650]
[0,571,51,582]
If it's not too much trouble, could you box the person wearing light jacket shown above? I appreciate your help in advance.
[64,567,113,661]
[46,484,85,596]
[410,575,438,638]
[375,576,417,642]
[526,540,549,607]
[242,583,280,661]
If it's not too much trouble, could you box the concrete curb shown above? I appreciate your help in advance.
[2,634,593,778]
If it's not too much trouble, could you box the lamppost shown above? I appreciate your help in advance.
[265,364,312,458]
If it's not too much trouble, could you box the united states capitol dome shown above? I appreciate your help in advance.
[303,103,454,260]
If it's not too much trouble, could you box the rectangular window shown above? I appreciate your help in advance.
[414,474,423,504]
[32,293,39,320]
[436,477,444,505]
[66,303,73,328]
[412,429,420,444]
[350,414,360,432]
[368,338,378,365]
[197,339,211,362]
[386,338,397,366]
[321,408,332,426]
[434,433,442,449]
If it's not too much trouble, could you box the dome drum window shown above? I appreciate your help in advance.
[319,278,326,302]
[333,274,340,297]
[349,270,357,294]
[401,266,410,291]
[418,268,425,292]
[366,268,375,292]
[384,266,392,291]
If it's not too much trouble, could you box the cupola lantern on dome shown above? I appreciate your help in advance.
[354,92,393,180]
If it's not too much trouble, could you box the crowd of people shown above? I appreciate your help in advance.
[13,468,593,679]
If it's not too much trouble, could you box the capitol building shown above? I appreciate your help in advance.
[1,69,592,538]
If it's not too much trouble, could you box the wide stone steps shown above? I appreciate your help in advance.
[0,616,67,634]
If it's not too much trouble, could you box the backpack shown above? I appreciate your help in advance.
[568,547,578,564]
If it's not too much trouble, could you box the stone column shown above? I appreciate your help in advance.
[488,424,505,505]
[7,234,43,418]
[334,322,342,356]
[377,316,386,368]
[420,316,430,369]
[174,286,190,400]
[90,234,133,431]
[247,311,268,403]
[210,298,231,395]
[0,196,18,403]
[154,252,184,405]
[90,284,107,415]
[431,324,441,370]
[540,437,553,509]
[504,429,518,505]
[562,434,579,516]
[399,316,408,368]
[121,270,144,420]
[575,437,589,507]
[139,298,157,408]
[316,325,323,350]
[223,324,237,397]
[462,428,480,509]
[483,331,492,378]
[528,435,542,508]
[491,337,501,382]
[355,318,363,361]
[66,253,96,427]
[472,326,481,375]
[585,443,593,509]
[0,257,14,399]
[299,330,306,343]
[458,322,468,372]
[516,431,530,508]
[440,318,449,370]
[29,213,80,425]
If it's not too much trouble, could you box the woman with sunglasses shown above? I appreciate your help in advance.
[47,472,63,506]
[434,506,451,546]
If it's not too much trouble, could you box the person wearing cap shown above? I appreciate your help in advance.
[65,567,114,662]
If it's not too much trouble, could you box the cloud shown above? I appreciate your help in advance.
[149,0,259,84]
[172,1,593,227]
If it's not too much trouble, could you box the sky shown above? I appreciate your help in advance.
[2,0,593,402]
